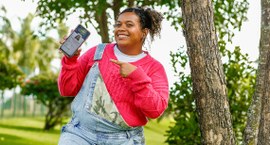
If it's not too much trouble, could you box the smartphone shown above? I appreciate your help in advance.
[59,24,91,57]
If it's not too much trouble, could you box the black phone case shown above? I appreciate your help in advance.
[59,24,90,57]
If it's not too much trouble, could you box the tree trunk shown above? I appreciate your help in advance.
[43,97,73,130]
[95,7,109,43]
[127,0,135,8]
[244,1,270,144]
[112,0,122,21]
[181,0,235,144]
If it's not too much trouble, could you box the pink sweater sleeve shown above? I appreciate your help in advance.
[128,63,169,119]
[58,47,96,97]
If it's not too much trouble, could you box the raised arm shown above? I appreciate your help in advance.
[58,47,96,97]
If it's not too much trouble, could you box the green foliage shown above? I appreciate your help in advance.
[165,48,201,145]
[35,0,181,42]
[35,0,177,25]
[166,44,256,144]
[0,58,25,90]
[0,6,16,60]
[21,72,58,104]
[166,0,250,144]
[213,0,249,42]
[21,72,73,130]
[11,13,61,75]
[34,0,248,43]
[0,12,59,76]
[220,41,256,142]
[12,14,40,75]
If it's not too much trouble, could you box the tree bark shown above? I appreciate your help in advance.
[112,0,123,21]
[181,0,235,144]
[244,1,270,145]
[95,8,110,43]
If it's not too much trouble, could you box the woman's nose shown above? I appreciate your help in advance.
[117,26,125,31]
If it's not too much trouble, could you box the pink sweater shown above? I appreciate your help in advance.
[58,43,169,127]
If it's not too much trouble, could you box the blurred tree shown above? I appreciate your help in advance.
[0,58,24,93]
[35,0,248,43]
[0,6,16,60]
[12,14,60,75]
[0,57,25,117]
[12,14,38,75]
[21,72,73,130]
[0,6,25,117]
[0,4,69,117]
[35,0,181,42]
[10,14,57,116]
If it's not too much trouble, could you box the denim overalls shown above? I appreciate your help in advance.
[58,44,145,145]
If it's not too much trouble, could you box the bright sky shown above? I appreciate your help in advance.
[0,0,260,87]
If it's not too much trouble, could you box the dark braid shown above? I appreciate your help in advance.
[119,7,163,41]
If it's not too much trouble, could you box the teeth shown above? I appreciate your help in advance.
[118,35,128,38]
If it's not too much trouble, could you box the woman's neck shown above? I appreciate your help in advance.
[116,44,143,55]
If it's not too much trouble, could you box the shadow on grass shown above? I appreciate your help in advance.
[0,133,36,145]
[0,124,59,134]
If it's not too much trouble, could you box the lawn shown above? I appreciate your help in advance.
[0,117,172,145]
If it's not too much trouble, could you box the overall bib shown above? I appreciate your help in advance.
[58,44,145,145]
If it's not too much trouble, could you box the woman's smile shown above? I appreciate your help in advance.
[117,34,129,39]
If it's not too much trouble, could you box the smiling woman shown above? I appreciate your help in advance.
[114,12,147,55]
[0,0,186,88]
[113,7,163,56]
[57,7,169,145]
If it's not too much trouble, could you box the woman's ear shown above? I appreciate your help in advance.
[142,28,149,39]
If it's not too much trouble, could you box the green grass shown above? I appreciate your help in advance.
[0,117,60,145]
[144,119,171,145]
[0,117,172,145]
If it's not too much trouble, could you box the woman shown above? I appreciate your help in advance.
[58,7,169,145]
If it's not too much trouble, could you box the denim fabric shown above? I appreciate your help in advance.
[58,117,145,145]
[88,72,131,129]
[58,44,145,145]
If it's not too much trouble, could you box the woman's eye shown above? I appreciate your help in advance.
[126,23,133,27]
[114,23,121,28]
[114,23,134,28]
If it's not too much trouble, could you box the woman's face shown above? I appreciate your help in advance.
[114,12,145,49]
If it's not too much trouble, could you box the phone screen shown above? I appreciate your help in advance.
[60,24,91,57]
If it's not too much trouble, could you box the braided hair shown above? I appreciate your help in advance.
[118,7,164,41]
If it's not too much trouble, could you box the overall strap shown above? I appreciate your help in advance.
[93,43,107,61]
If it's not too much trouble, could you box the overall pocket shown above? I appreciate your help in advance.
[85,72,131,129]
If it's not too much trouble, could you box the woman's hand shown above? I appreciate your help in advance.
[110,59,137,77]
[59,30,81,57]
